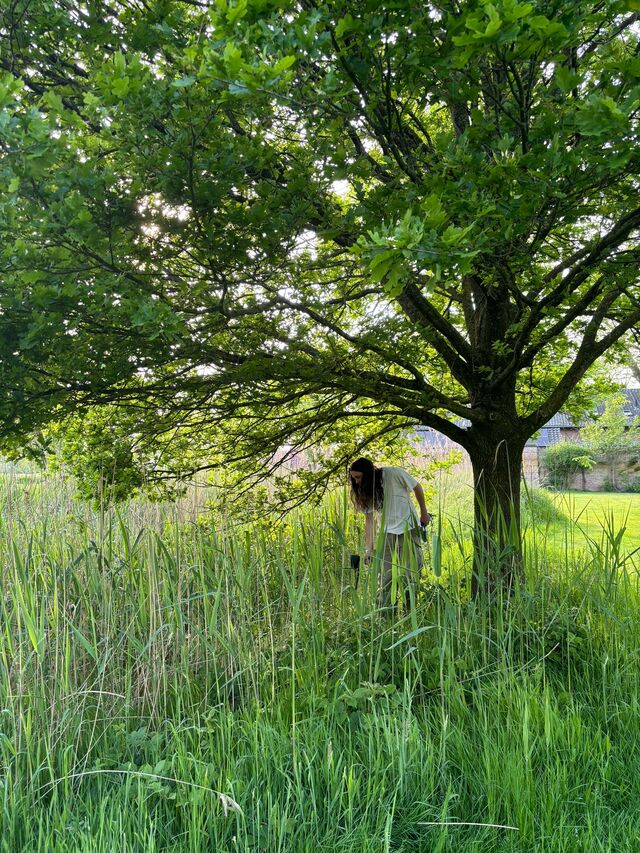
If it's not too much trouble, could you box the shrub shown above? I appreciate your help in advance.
[541,442,595,490]
[619,474,640,493]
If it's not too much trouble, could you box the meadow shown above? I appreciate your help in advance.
[1,470,640,852]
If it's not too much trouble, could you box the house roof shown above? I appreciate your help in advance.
[526,427,561,448]
[617,387,640,416]
[544,413,574,427]
[546,389,640,427]
[533,389,640,442]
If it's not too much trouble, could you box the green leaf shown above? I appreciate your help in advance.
[554,66,580,94]
[69,623,98,661]
[483,7,502,38]
[42,90,65,114]
[226,0,247,25]
[228,80,251,96]
[441,223,474,246]
[505,1,534,20]
[576,95,628,136]
[20,271,42,284]
[113,51,126,74]
[385,263,404,296]
[528,15,566,38]
[368,250,394,272]
[528,14,552,30]
[431,533,442,577]
[421,194,447,230]
[386,626,437,650]
[464,12,485,34]
[335,14,357,39]
[173,75,196,88]
[111,77,130,98]
[273,55,296,75]
[223,42,243,74]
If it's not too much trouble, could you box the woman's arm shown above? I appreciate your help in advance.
[364,511,375,557]
[413,483,432,525]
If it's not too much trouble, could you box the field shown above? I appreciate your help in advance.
[2,472,640,851]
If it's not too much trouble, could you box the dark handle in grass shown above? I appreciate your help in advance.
[350,553,360,587]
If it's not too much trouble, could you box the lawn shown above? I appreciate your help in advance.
[433,474,640,573]
[547,491,640,552]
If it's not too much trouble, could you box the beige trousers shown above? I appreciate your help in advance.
[378,527,424,611]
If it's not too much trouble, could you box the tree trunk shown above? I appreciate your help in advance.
[468,433,526,598]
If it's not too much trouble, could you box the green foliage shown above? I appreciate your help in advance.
[582,393,639,457]
[0,2,637,429]
[541,442,596,490]
[541,397,640,492]
[619,474,640,493]
[582,394,640,490]
[46,405,196,504]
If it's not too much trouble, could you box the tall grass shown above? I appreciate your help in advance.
[0,471,640,851]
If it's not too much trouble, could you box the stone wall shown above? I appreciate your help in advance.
[566,455,640,492]
[522,447,540,487]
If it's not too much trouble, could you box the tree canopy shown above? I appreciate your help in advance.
[1,0,640,586]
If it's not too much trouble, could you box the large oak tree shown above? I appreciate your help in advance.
[1,0,640,591]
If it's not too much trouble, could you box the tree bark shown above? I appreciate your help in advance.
[468,432,526,598]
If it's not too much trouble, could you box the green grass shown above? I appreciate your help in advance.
[2,472,640,851]
[547,490,640,551]
[434,481,640,577]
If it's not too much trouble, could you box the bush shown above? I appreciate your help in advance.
[619,474,640,493]
[541,442,595,490]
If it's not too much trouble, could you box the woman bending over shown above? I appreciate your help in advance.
[348,457,431,611]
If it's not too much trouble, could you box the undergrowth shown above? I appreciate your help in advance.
[0,473,639,851]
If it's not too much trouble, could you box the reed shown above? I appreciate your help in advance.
[0,470,639,851]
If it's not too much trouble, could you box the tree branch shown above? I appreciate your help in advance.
[395,281,474,388]
[509,206,640,363]
[523,301,640,432]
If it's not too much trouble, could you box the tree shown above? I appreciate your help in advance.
[541,441,595,490]
[1,0,640,594]
[623,334,640,384]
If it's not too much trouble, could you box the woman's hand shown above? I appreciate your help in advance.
[413,484,431,527]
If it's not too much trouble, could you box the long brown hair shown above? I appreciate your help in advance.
[348,457,384,512]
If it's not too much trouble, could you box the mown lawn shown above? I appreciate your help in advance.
[548,491,640,552]
[436,479,640,568]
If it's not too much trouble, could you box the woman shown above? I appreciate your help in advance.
[348,457,431,611]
